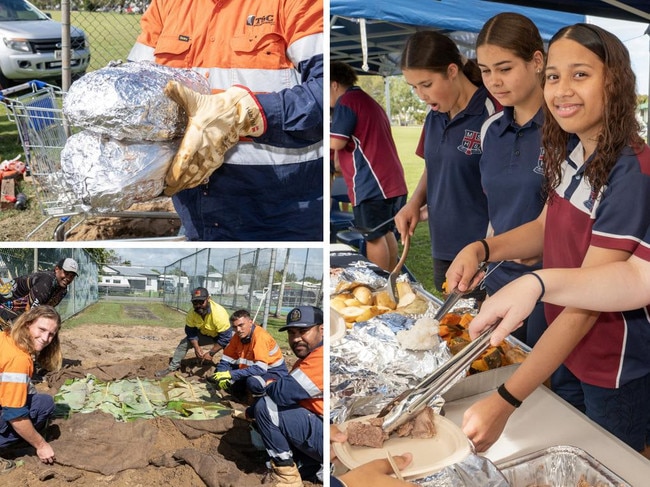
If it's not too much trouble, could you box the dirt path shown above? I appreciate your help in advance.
[0,323,318,487]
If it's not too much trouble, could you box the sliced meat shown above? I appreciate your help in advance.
[346,417,389,448]
[410,406,437,439]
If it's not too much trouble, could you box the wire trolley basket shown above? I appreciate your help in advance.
[1,80,181,241]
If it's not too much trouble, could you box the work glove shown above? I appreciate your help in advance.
[163,82,267,196]
[211,370,232,390]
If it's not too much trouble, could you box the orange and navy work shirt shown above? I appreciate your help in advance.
[0,331,33,422]
[216,324,287,380]
[127,0,324,241]
[266,343,323,416]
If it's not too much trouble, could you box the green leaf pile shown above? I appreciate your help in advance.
[54,374,231,421]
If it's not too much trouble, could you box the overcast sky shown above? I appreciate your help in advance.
[588,16,649,96]
[112,247,324,274]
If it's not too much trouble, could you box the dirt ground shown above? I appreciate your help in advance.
[0,175,181,241]
[0,323,320,487]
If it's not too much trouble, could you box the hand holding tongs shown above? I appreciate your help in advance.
[375,261,497,434]
[432,260,490,322]
[378,320,500,434]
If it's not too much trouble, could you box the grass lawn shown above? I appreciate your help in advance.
[63,300,291,350]
[391,126,438,296]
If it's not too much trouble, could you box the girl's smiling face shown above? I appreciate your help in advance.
[402,66,457,113]
[28,317,59,352]
[544,37,605,144]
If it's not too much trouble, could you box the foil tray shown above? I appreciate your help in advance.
[497,445,630,487]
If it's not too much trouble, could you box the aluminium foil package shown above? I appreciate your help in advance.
[60,61,209,212]
[63,61,210,141]
[60,131,178,212]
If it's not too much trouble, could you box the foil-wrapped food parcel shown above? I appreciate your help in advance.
[330,262,529,486]
[63,61,210,141]
[60,61,210,211]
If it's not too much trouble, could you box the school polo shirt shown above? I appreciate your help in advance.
[544,138,650,388]
[416,85,498,260]
[634,226,650,261]
[480,107,545,292]
[330,87,407,206]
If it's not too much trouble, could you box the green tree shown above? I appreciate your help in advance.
[83,248,119,265]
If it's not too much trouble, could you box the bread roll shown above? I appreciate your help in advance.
[352,286,373,305]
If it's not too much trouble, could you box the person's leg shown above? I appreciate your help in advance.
[582,373,650,451]
[0,394,54,448]
[168,336,192,370]
[29,394,54,431]
[364,236,391,271]
[254,398,323,463]
[353,198,401,271]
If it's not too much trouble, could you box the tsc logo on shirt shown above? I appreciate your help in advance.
[246,14,275,26]
[457,130,482,155]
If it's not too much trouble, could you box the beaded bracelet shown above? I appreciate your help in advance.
[528,272,546,302]
[497,383,522,408]
[478,238,490,263]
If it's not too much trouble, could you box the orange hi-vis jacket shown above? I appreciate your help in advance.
[127,0,324,241]
[0,331,33,422]
[217,324,286,381]
[265,343,323,416]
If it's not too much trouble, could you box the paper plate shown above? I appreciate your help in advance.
[333,414,472,480]
[330,308,346,343]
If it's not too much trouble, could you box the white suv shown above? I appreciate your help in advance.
[0,0,90,88]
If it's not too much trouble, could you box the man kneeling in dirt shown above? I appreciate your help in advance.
[0,258,78,329]
[210,309,288,401]
[249,306,324,486]
[0,306,63,473]
[156,287,234,378]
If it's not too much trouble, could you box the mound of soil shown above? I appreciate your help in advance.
[0,324,318,487]
[66,198,181,241]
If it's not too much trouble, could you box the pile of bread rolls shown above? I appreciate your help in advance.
[330,281,430,328]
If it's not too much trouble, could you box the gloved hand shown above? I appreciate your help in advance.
[211,370,232,390]
[163,82,267,196]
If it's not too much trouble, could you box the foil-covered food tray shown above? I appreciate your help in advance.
[496,445,630,487]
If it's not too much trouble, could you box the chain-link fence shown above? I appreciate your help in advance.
[32,2,145,76]
[162,248,323,328]
[0,248,98,321]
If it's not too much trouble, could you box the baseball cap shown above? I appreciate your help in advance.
[279,306,323,331]
[191,287,209,302]
[57,258,78,275]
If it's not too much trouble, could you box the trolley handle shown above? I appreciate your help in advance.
[0,80,49,101]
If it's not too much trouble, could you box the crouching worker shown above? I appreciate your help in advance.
[156,287,233,378]
[0,306,62,473]
[210,309,288,400]
[251,306,324,487]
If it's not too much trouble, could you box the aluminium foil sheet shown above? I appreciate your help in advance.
[497,445,630,487]
[63,61,210,141]
[60,130,178,212]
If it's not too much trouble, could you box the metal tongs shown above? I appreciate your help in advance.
[379,320,500,433]
[376,261,498,433]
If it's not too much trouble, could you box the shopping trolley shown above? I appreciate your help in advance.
[0,81,182,241]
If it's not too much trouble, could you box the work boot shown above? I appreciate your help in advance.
[269,461,303,487]
[155,367,177,378]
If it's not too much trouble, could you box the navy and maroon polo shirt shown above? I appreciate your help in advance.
[416,85,498,260]
[331,86,407,206]
[544,138,650,388]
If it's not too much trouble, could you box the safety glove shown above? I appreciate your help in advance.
[211,370,233,390]
[163,82,266,196]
